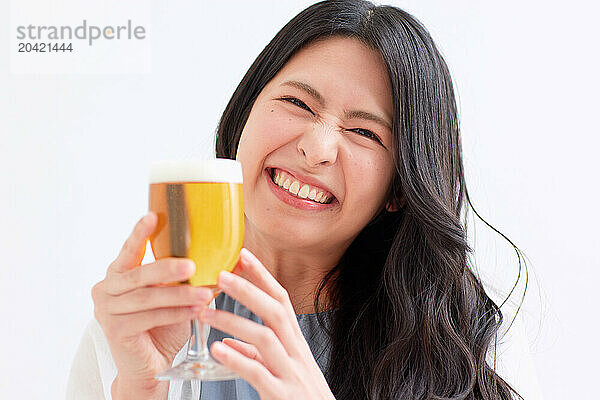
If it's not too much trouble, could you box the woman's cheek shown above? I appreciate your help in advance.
[239,111,286,158]
[258,104,308,143]
[351,153,392,209]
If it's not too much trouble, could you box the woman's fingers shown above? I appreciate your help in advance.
[217,269,302,356]
[100,284,213,315]
[101,306,200,341]
[210,341,280,398]
[234,249,304,338]
[200,308,292,378]
[236,249,292,307]
[110,213,157,273]
[222,338,265,365]
[104,258,196,296]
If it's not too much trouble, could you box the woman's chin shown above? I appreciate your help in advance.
[247,218,335,251]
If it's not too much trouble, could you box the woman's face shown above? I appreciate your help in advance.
[237,36,395,252]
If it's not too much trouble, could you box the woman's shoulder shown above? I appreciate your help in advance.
[66,319,116,400]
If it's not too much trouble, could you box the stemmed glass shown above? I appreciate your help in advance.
[148,159,244,381]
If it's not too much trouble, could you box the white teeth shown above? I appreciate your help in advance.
[271,169,332,204]
[298,184,310,198]
[288,181,300,195]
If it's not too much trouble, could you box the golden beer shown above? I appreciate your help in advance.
[148,160,244,287]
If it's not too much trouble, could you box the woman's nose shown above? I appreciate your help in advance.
[296,123,339,167]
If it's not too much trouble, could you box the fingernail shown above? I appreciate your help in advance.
[219,270,233,286]
[179,260,195,275]
[211,341,225,355]
[195,288,212,302]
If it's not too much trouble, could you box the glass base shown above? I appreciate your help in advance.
[155,358,238,381]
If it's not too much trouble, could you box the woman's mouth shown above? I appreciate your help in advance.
[265,167,338,210]
[269,168,334,204]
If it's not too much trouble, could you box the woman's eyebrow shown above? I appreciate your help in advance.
[280,80,392,130]
[344,110,392,130]
[281,80,326,106]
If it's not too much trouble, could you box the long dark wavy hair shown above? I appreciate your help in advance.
[215,1,527,399]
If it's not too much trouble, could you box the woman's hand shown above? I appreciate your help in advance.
[200,248,335,400]
[91,213,214,399]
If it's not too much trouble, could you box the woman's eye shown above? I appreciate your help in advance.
[280,97,314,115]
[349,128,383,145]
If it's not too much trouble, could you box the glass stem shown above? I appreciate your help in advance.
[187,318,211,361]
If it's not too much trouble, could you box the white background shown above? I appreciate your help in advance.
[1,0,598,398]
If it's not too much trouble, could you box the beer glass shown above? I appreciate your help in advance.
[148,159,244,381]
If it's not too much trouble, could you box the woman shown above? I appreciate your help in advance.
[68,1,526,399]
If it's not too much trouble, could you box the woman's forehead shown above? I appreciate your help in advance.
[267,36,393,119]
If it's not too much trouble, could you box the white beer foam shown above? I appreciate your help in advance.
[149,159,243,183]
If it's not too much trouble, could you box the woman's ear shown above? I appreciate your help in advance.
[385,196,406,212]
[385,201,397,212]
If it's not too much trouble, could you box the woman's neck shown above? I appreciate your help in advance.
[242,224,349,314]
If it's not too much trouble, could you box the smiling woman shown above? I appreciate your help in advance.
[236,37,396,266]
[68,1,526,399]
